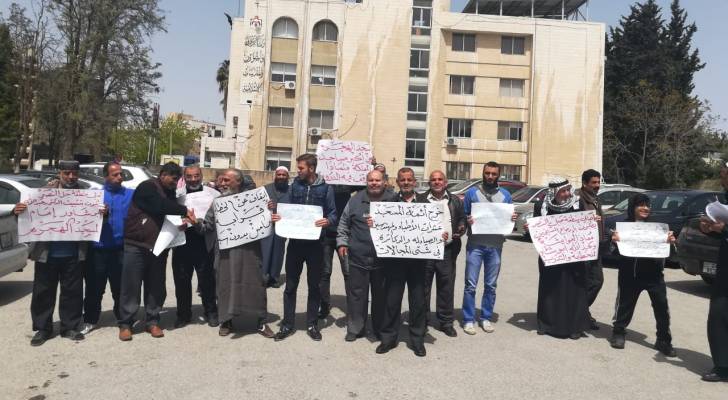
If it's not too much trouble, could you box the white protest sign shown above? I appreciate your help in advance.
[616,222,670,258]
[153,216,186,256]
[316,140,372,185]
[275,203,323,240]
[471,203,515,235]
[370,202,445,260]
[18,188,103,242]
[179,190,220,220]
[706,201,728,224]
[527,210,599,266]
[213,187,272,250]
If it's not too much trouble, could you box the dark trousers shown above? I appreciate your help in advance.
[347,265,385,336]
[612,268,671,343]
[586,244,606,316]
[282,239,324,328]
[380,260,427,346]
[171,242,217,321]
[261,234,286,283]
[321,236,350,307]
[424,241,460,328]
[708,293,728,369]
[31,257,83,333]
[83,248,124,324]
[118,244,167,328]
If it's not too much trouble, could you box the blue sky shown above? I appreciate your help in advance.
[1,0,726,130]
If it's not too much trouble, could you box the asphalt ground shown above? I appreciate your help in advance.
[0,236,725,400]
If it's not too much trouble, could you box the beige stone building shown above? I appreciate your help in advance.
[222,0,604,184]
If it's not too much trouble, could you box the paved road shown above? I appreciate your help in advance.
[0,237,725,400]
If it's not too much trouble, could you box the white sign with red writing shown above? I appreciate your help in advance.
[316,140,372,186]
[18,188,104,242]
[526,210,599,266]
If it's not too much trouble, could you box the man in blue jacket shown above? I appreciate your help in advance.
[273,154,337,342]
[81,162,134,335]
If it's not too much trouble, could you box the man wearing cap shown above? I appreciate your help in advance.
[13,161,102,346]
[261,166,290,288]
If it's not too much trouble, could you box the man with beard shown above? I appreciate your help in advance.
[337,170,392,341]
[196,169,274,338]
[417,170,466,337]
[171,166,220,328]
[699,162,728,382]
[14,161,103,346]
[461,161,515,335]
[578,169,605,330]
[81,162,134,335]
[117,163,195,341]
[261,166,290,288]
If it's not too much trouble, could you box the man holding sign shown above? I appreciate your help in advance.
[13,160,104,346]
[272,154,337,342]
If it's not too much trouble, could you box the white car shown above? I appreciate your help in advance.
[0,175,45,278]
[80,163,154,189]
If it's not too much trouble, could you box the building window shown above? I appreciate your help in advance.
[268,107,294,128]
[213,129,223,138]
[265,148,292,171]
[272,17,298,39]
[311,65,336,86]
[313,21,338,42]
[452,33,476,52]
[450,75,475,95]
[309,109,334,130]
[447,119,472,138]
[499,78,524,97]
[497,121,523,141]
[407,91,428,121]
[410,49,429,71]
[501,36,525,55]
[500,164,522,181]
[446,162,471,181]
[405,128,426,166]
[412,5,432,35]
[271,63,296,83]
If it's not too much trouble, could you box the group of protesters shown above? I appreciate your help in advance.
[10,156,728,380]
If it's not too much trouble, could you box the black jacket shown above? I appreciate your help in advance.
[124,178,187,250]
[416,189,466,246]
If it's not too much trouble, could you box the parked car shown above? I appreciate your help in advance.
[594,184,645,210]
[512,186,547,235]
[602,190,724,267]
[450,178,527,200]
[676,216,722,284]
[20,170,104,189]
[0,175,45,278]
[80,163,153,188]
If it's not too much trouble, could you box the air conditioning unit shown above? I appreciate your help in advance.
[284,81,296,90]
[308,128,321,137]
[446,137,457,146]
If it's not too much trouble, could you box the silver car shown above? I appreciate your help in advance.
[512,186,547,236]
[0,176,45,278]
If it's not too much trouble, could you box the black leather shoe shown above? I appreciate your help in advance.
[218,320,233,337]
[610,333,625,349]
[589,318,600,331]
[174,318,190,329]
[307,325,322,341]
[702,371,728,382]
[441,326,458,337]
[61,330,85,341]
[30,331,51,347]
[318,303,330,320]
[654,340,677,357]
[207,314,219,328]
[410,342,426,357]
[274,326,295,342]
[376,342,397,354]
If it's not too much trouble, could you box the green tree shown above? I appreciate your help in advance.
[158,115,200,156]
[110,115,199,164]
[217,59,229,118]
[0,23,18,170]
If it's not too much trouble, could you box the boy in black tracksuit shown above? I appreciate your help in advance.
[610,193,677,357]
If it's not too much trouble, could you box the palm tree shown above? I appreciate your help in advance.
[216,59,229,118]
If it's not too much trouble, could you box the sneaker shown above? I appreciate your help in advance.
[61,330,85,341]
[463,322,476,335]
[79,323,96,336]
[480,320,495,333]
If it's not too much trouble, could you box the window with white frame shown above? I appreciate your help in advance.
[446,162,471,181]
[265,147,292,171]
[405,128,426,167]
[407,91,428,121]
[499,78,524,97]
[452,33,476,52]
[497,121,523,141]
[412,3,432,36]
[500,164,522,181]
[447,119,472,138]
[308,109,334,130]
[268,107,294,128]
[272,17,298,39]
[310,65,336,86]
[501,36,525,55]
[271,63,296,83]
[313,21,338,42]
[410,49,430,73]
[450,75,475,95]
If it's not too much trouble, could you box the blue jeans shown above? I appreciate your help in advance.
[462,246,502,323]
